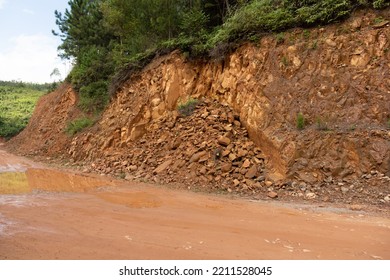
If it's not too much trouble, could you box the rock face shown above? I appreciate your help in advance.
[7,10,390,195]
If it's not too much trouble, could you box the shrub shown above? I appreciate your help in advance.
[0,117,26,138]
[78,80,109,114]
[207,0,389,51]
[303,29,311,39]
[276,32,285,44]
[68,46,114,114]
[371,0,390,9]
[65,117,94,136]
[210,0,297,46]
[177,97,199,116]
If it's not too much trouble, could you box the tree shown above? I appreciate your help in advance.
[52,0,113,59]
[50,68,61,81]
[53,0,116,113]
[101,0,183,56]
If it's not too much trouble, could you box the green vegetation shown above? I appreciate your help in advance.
[177,97,199,116]
[52,0,389,114]
[78,80,109,114]
[208,0,387,46]
[65,117,94,136]
[296,112,305,130]
[281,56,289,66]
[0,81,47,138]
[373,16,385,24]
[303,29,311,39]
[276,32,285,44]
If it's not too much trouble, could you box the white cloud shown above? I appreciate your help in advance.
[22,8,35,15]
[0,34,70,83]
[0,0,6,9]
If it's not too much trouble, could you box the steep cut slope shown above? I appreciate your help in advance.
[72,11,389,175]
[7,10,390,205]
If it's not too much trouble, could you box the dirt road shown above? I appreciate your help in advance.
[0,147,389,260]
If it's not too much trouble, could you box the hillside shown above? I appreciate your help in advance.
[6,9,390,208]
[5,83,81,155]
[0,82,47,138]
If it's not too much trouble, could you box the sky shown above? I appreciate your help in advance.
[0,0,72,83]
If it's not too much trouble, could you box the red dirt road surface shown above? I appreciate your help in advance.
[0,147,389,260]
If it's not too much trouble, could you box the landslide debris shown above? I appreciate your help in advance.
[68,98,390,209]
[72,99,267,194]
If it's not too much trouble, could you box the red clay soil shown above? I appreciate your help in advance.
[6,83,81,157]
[1,147,389,260]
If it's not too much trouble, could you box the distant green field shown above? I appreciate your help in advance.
[0,84,46,138]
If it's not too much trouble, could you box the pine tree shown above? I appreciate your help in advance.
[53,0,113,59]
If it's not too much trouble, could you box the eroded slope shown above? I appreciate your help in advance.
[7,10,390,207]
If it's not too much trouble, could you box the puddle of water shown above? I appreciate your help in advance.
[96,192,162,208]
[0,172,29,194]
[0,168,116,194]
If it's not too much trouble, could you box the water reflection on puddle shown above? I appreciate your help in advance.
[0,168,116,194]
[0,172,29,194]
[0,166,162,209]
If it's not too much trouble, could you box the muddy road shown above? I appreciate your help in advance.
[0,147,389,260]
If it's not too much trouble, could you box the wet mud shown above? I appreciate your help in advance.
[1,148,389,260]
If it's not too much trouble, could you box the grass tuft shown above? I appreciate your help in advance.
[296,112,305,130]
[65,117,94,136]
[177,97,199,117]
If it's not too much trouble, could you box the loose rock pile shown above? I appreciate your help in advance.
[88,99,269,194]
[68,98,390,209]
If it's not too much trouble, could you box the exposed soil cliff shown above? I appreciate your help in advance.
[7,10,390,206]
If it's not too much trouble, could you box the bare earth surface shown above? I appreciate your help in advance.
[0,146,389,260]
